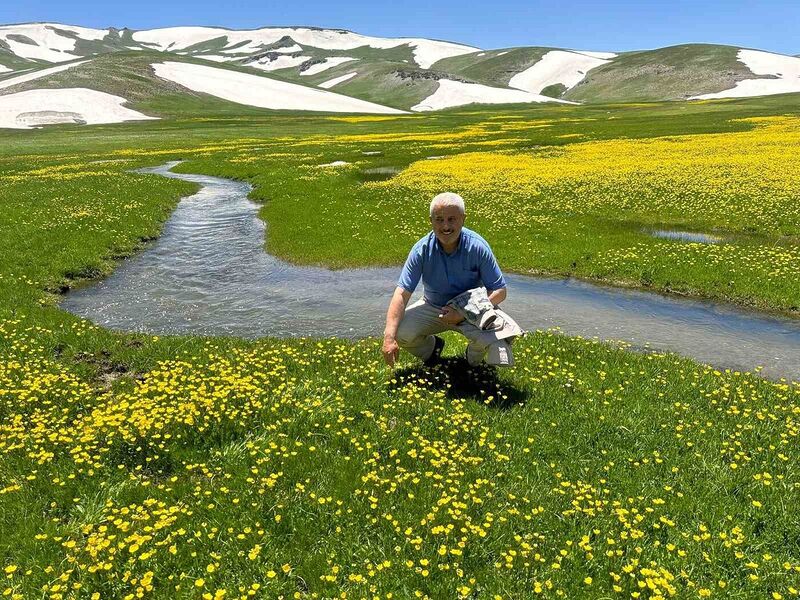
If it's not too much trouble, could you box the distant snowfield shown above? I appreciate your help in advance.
[0,88,156,129]
[248,55,311,72]
[690,49,800,99]
[319,71,358,89]
[575,50,617,60]
[133,27,477,68]
[0,23,106,63]
[152,61,405,114]
[411,79,572,111]
[300,57,357,76]
[273,44,303,54]
[509,50,613,94]
[0,60,90,91]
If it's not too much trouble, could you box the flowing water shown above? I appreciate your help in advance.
[359,166,402,182]
[61,163,800,381]
[650,230,723,244]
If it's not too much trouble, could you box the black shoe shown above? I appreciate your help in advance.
[423,336,445,366]
[464,346,481,369]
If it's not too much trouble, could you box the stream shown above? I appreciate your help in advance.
[61,162,800,381]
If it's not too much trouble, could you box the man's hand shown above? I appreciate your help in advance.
[438,305,465,325]
[383,287,412,367]
[382,335,400,366]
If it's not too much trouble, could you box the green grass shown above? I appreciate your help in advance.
[431,47,551,88]
[0,47,41,73]
[540,83,567,98]
[0,96,800,598]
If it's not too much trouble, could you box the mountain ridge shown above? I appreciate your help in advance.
[1,22,799,129]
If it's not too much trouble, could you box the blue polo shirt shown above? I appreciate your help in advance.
[398,227,507,307]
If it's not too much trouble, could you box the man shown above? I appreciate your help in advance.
[382,192,517,367]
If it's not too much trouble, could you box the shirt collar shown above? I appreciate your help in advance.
[434,230,463,256]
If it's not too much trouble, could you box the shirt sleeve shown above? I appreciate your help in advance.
[397,246,423,293]
[479,244,506,291]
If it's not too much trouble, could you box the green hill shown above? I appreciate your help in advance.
[563,44,754,102]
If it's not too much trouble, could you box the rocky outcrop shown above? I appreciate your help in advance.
[393,69,471,83]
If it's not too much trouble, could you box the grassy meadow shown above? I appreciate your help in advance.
[1,95,800,599]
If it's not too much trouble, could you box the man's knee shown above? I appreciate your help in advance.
[396,320,422,347]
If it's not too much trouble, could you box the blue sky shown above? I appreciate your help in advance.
[3,0,799,55]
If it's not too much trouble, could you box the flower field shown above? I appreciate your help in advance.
[1,96,800,598]
[381,116,800,234]
[2,320,800,599]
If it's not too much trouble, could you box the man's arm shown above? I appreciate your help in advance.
[383,287,412,366]
[478,242,507,306]
[488,286,507,306]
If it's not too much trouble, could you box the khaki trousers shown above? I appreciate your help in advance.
[396,298,513,366]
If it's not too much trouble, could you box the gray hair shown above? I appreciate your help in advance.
[429,192,465,217]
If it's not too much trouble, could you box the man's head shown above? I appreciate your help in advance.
[429,192,466,249]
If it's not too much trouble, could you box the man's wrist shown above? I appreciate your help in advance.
[383,331,396,340]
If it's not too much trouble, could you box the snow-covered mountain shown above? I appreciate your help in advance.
[1,22,799,129]
[0,23,478,69]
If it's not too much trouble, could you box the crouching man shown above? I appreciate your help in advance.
[382,192,523,368]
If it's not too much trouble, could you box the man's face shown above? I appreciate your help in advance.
[430,203,465,248]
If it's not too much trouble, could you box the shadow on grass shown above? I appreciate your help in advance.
[389,356,527,410]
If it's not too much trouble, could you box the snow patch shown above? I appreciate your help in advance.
[301,56,357,76]
[0,23,107,63]
[0,88,156,129]
[0,65,11,74]
[0,60,90,91]
[411,79,572,111]
[690,49,800,99]
[317,160,350,167]
[509,50,610,94]
[274,44,303,53]
[496,51,509,56]
[407,39,478,68]
[197,55,237,63]
[319,71,358,88]
[575,50,617,60]
[152,61,406,114]
[248,54,311,71]
[133,27,229,51]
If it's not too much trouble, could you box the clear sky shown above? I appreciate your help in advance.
[3,0,799,56]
